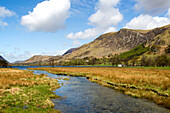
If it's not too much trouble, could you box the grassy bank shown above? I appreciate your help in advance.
[0,68,61,113]
[29,67,170,109]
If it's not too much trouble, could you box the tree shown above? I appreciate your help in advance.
[165,45,170,53]
[90,57,96,66]
[130,57,138,66]
[0,60,8,68]
[146,57,155,67]
[123,60,129,67]
[49,58,55,67]
[110,54,120,66]
[38,60,42,67]
[102,56,106,65]
[140,55,147,66]
[155,55,168,67]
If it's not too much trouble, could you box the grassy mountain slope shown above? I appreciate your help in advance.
[119,43,149,60]
[15,24,170,65]
[23,55,53,64]
[61,24,170,61]
[20,55,62,65]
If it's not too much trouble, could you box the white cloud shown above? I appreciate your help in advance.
[3,50,67,62]
[72,40,81,46]
[67,0,123,39]
[21,0,70,32]
[104,27,117,33]
[135,0,170,15]
[0,7,16,18]
[0,20,8,27]
[0,6,15,27]
[166,8,170,18]
[41,50,67,56]
[124,14,170,30]
[89,8,122,28]
[67,27,103,39]
[4,51,34,63]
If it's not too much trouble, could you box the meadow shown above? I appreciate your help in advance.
[0,68,61,113]
[30,67,170,109]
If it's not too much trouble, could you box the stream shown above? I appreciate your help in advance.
[16,66,169,113]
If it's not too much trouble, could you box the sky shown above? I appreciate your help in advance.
[0,0,170,62]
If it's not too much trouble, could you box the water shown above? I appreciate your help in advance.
[16,66,170,113]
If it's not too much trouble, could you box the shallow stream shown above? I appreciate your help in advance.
[16,66,169,113]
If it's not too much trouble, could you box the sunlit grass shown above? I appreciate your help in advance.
[0,68,61,113]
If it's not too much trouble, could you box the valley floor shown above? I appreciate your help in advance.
[0,68,61,113]
[29,67,170,109]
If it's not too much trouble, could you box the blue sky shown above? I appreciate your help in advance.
[0,0,170,62]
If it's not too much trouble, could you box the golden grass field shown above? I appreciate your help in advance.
[30,67,170,109]
[0,68,60,112]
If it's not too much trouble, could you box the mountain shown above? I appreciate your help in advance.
[22,55,52,64]
[62,48,77,56]
[16,24,170,65]
[21,55,63,64]
[146,25,170,55]
[13,60,25,64]
[61,25,170,60]
[0,56,8,62]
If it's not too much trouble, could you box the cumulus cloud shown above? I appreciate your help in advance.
[21,0,70,32]
[89,8,122,28]
[67,28,103,39]
[67,0,123,39]
[124,14,170,30]
[0,21,8,27]
[0,6,15,27]
[0,7,16,18]
[104,27,117,34]
[135,0,170,15]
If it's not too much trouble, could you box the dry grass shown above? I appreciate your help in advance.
[0,68,61,112]
[0,68,40,89]
[30,67,170,109]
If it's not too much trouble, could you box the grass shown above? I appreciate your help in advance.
[119,43,149,60]
[29,67,170,109]
[0,68,61,113]
[127,66,170,70]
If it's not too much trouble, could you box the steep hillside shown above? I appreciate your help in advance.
[147,28,170,55]
[62,25,170,60]
[119,43,149,60]
[21,55,62,64]
[0,56,8,62]
[62,48,77,56]
[22,55,53,64]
